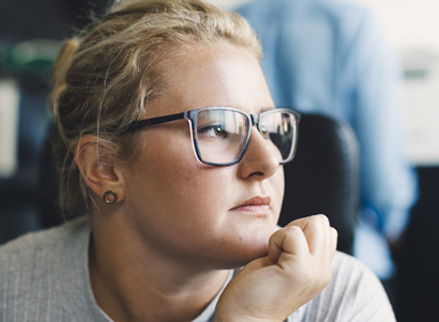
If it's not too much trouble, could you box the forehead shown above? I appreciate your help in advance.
[144,43,274,118]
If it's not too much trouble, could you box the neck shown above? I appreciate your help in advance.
[88,215,230,322]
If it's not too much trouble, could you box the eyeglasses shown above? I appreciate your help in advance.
[124,107,301,166]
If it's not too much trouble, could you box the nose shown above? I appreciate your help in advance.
[238,127,281,179]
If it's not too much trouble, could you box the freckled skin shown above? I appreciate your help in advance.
[119,43,284,270]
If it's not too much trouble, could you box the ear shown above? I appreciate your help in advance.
[75,135,125,204]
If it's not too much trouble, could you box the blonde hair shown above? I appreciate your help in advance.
[50,0,261,214]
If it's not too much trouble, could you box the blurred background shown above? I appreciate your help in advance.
[212,0,439,167]
[0,0,438,321]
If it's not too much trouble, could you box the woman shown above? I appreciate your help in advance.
[0,0,394,321]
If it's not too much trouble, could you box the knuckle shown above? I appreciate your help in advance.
[281,226,303,240]
[282,226,303,243]
[285,225,302,233]
[310,214,330,226]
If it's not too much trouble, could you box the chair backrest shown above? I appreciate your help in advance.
[279,113,359,255]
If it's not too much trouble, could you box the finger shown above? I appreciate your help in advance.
[284,214,329,230]
[283,215,313,230]
[329,227,338,260]
[300,215,331,257]
[268,226,309,264]
[283,215,336,259]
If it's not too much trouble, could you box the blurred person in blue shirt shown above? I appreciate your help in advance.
[236,0,418,282]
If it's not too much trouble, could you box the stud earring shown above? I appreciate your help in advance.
[103,190,118,205]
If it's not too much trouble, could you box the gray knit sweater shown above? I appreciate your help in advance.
[0,216,395,321]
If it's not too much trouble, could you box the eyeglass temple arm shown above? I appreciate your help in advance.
[125,112,186,132]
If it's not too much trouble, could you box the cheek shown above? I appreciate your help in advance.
[166,167,234,220]
[275,167,285,207]
[124,133,233,228]
[123,154,237,260]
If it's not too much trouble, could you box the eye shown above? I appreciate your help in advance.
[198,123,229,139]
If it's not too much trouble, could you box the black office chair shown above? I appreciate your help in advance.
[279,113,359,255]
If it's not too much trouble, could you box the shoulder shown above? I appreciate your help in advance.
[331,250,377,279]
[0,216,89,260]
[0,216,91,317]
[295,252,396,321]
[0,216,90,273]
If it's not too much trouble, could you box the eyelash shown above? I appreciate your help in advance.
[197,124,229,139]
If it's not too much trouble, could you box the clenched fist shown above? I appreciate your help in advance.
[215,215,338,322]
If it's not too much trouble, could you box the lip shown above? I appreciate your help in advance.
[230,196,272,215]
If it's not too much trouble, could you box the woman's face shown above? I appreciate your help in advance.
[121,42,284,269]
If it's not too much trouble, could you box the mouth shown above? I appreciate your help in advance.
[230,196,272,215]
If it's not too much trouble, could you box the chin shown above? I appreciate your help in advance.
[202,222,276,269]
[228,249,269,270]
[223,238,270,269]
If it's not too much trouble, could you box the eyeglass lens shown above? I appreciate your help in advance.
[196,110,249,164]
[194,109,295,165]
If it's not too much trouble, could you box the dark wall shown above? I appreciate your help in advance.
[0,0,110,42]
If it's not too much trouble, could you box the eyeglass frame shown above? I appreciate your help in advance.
[122,106,301,167]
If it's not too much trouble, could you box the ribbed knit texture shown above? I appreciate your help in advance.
[0,217,395,321]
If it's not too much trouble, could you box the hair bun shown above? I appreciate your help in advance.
[50,38,80,114]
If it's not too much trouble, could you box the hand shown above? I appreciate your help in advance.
[215,215,338,322]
